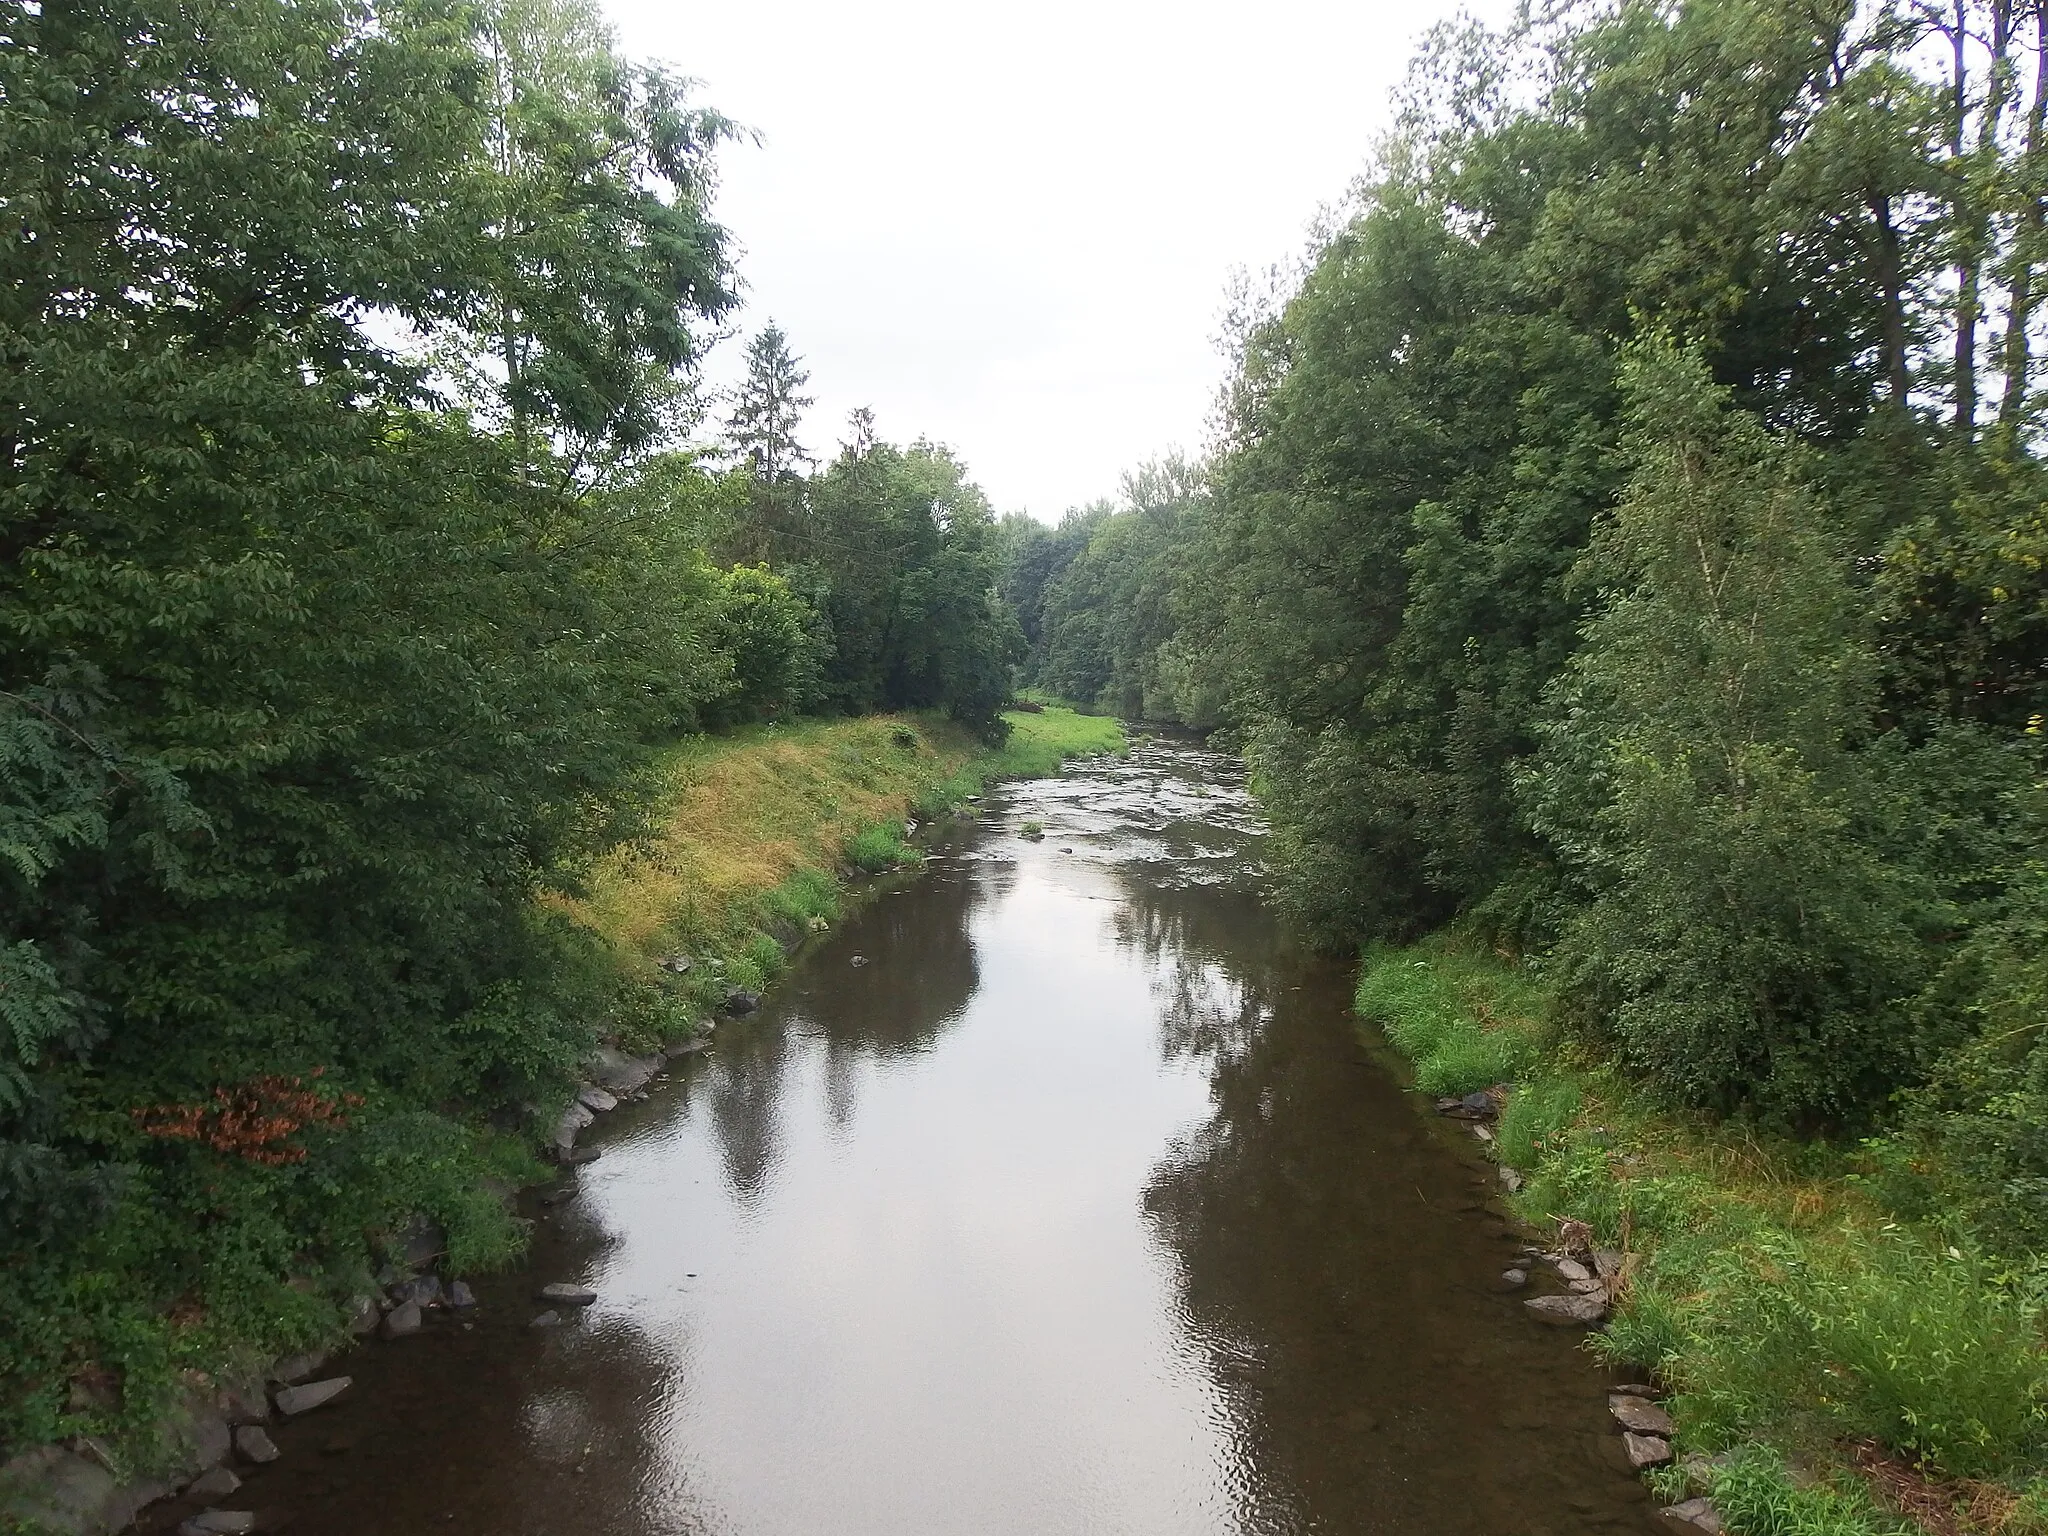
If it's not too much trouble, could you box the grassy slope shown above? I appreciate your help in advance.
[559,706,1124,1013]
[1355,937,2048,1536]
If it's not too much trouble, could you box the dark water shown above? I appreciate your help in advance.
[184,737,1660,1535]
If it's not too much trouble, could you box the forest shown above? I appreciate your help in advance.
[0,0,1019,1456]
[8,0,2048,1520]
[1012,0,2048,1252]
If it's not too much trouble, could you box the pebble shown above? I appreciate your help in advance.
[447,1280,477,1309]
[273,1377,351,1416]
[531,1310,563,1328]
[1498,1267,1529,1290]
[1497,1165,1525,1193]
[539,1283,597,1306]
[850,956,868,968]
[233,1425,279,1464]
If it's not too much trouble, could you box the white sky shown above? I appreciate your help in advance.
[603,0,1511,520]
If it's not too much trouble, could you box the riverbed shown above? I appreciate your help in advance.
[210,735,1660,1535]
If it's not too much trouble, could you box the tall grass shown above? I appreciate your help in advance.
[1359,936,2048,1503]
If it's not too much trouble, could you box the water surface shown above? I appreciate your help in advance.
[221,736,1659,1535]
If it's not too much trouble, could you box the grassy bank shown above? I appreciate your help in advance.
[558,706,1124,1017]
[1356,938,2048,1536]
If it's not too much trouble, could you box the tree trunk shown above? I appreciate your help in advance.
[2000,2,2048,432]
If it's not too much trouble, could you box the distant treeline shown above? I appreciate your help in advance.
[1005,1,2048,1252]
[0,0,1015,1452]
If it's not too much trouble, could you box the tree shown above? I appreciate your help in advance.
[726,322,814,484]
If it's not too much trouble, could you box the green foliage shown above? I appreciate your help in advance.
[705,564,827,724]
[1354,941,1545,1096]
[1664,1448,1920,1536]
[844,822,917,874]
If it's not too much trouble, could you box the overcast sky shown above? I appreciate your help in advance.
[603,0,1510,519]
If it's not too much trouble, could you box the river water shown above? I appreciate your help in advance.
[217,735,1660,1536]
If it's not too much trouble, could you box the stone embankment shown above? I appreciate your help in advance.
[1437,1089,1724,1536]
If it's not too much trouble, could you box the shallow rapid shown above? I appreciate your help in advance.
[227,736,1660,1536]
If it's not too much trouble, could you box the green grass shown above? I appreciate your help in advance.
[845,820,919,873]
[1357,935,2048,1518]
[911,705,1125,820]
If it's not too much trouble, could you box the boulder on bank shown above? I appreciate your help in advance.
[0,1444,170,1536]
[576,1084,619,1114]
[1624,1432,1674,1469]
[1525,1293,1608,1326]
[539,1282,596,1306]
[553,1099,595,1152]
[585,1044,661,1095]
[232,1426,278,1465]
[273,1377,350,1417]
[1610,1394,1675,1437]
[722,989,761,1015]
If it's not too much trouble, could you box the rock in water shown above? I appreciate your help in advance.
[267,1350,329,1385]
[1524,1293,1607,1326]
[273,1377,350,1416]
[233,1425,279,1464]
[530,1310,563,1328]
[1610,1394,1676,1436]
[722,988,761,1015]
[576,1084,618,1113]
[380,1299,422,1339]
[185,1467,240,1500]
[1661,1497,1723,1534]
[539,1282,597,1306]
[1625,1432,1674,1469]
[447,1280,477,1309]
[182,1512,256,1535]
[1497,1267,1529,1290]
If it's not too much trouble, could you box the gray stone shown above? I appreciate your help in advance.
[1524,1293,1607,1326]
[389,1274,440,1308]
[659,954,693,974]
[576,1084,619,1114]
[1610,1394,1676,1437]
[447,1280,477,1309]
[849,955,868,968]
[219,1382,269,1426]
[806,916,830,933]
[663,1036,710,1058]
[530,1310,563,1328]
[397,1215,446,1268]
[380,1299,422,1338]
[539,1282,596,1306]
[585,1045,661,1095]
[1554,1256,1593,1283]
[722,988,761,1015]
[552,1099,596,1151]
[1570,1276,1609,1295]
[1594,1248,1626,1281]
[1625,1432,1674,1469]
[232,1426,279,1464]
[1,1445,129,1536]
[185,1467,240,1500]
[184,1512,257,1535]
[346,1294,381,1335]
[559,1145,602,1166]
[1661,1498,1723,1535]
[1460,1091,1498,1118]
[1497,1165,1526,1193]
[273,1377,351,1416]
[1498,1268,1529,1290]
[167,1406,232,1477]
[267,1350,329,1385]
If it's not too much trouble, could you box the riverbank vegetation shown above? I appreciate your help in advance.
[1010,0,2048,1526]
[0,0,1039,1481]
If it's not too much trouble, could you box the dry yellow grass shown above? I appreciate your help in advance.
[558,713,982,963]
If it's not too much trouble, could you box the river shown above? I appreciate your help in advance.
[208,734,1660,1536]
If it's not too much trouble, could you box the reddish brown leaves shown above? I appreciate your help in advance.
[132,1069,364,1165]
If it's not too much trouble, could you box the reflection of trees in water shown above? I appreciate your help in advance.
[1111,875,1275,1070]
[702,869,985,1199]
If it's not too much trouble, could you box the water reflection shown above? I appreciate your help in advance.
[245,735,1657,1536]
